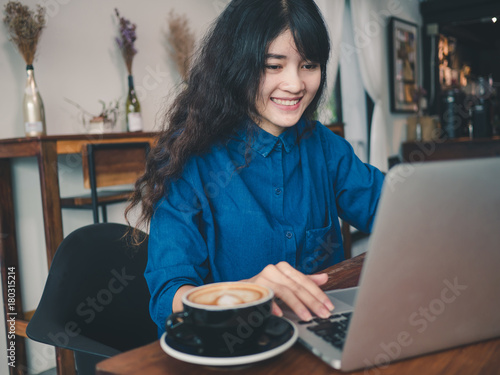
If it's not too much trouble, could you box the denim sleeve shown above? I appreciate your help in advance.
[323,130,385,234]
[145,172,209,334]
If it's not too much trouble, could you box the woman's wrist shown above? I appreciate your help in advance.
[172,284,196,312]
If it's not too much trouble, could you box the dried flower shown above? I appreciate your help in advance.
[166,10,195,82]
[115,8,137,75]
[3,1,46,65]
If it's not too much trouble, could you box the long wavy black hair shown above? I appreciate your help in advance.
[126,0,331,235]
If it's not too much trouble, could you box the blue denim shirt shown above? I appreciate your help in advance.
[146,119,384,333]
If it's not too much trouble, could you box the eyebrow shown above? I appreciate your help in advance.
[265,53,287,59]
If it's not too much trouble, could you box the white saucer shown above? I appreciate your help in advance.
[160,317,298,367]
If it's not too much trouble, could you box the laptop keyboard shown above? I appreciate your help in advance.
[299,312,353,350]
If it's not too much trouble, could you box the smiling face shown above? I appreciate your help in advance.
[255,29,322,136]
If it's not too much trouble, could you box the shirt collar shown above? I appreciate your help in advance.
[235,118,307,158]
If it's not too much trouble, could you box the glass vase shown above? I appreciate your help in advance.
[126,75,143,132]
[23,64,46,137]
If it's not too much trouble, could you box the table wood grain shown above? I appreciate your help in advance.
[95,253,500,375]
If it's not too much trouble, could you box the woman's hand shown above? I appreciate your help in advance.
[244,262,334,322]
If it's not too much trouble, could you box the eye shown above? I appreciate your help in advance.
[302,63,319,70]
[265,64,281,70]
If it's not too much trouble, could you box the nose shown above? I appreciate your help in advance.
[280,67,305,93]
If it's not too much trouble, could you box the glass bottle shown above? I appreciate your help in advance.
[23,65,46,137]
[126,75,143,132]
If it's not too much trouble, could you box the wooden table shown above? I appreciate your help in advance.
[0,132,156,375]
[95,253,500,375]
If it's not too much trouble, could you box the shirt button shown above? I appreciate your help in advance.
[285,231,293,239]
[275,188,282,195]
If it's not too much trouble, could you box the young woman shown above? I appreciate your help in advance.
[126,0,384,334]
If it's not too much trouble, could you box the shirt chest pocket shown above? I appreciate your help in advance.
[302,221,342,274]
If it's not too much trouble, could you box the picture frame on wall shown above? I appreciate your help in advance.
[388,17,418,113]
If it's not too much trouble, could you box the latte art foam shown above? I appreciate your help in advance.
[187,284,268,307]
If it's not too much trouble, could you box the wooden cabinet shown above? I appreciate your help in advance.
[402,136,500,162]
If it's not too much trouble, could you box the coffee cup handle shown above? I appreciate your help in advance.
[165,311,204,348]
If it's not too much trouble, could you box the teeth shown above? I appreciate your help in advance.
[272,98,300,106]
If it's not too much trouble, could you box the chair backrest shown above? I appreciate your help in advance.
[84,142,150,224]
[82,142,150,189]
[325,122,352,259]
[27,223,157,373]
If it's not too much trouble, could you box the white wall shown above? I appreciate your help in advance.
[0,0,422,373]
[2,0,223,138]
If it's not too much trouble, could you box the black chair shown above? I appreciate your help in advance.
[60,142,150,224]
[326,123,352,259]
[26,223,157,375]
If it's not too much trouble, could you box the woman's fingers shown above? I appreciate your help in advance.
[309,273,335,310]
[271,301,283,317]
[271,281,318,321]
[308,272,329,286]
[274,263,334,314]
[248,262,334,321]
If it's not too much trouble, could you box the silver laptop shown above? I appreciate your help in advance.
[283,157,500,372]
